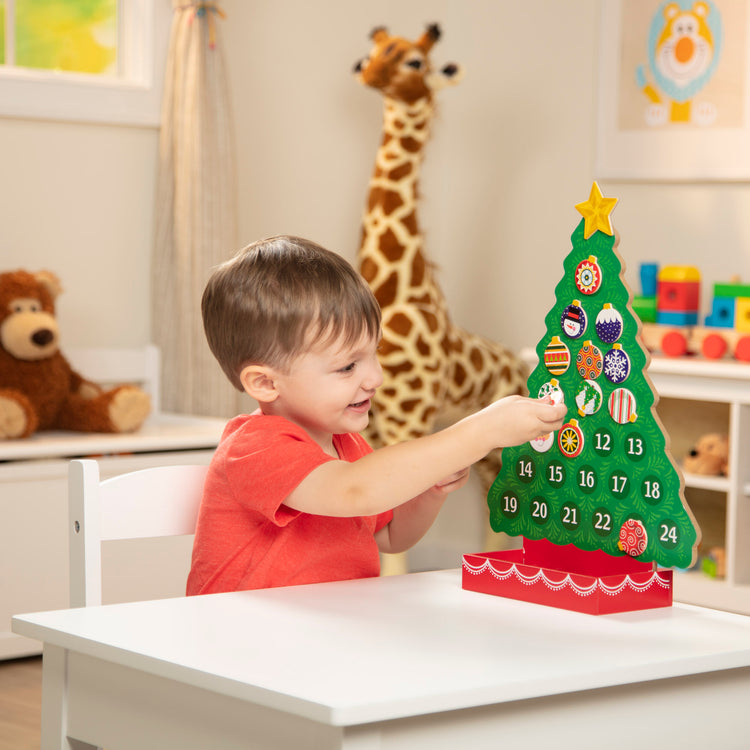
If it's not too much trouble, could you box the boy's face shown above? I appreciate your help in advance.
[267,330,383,452]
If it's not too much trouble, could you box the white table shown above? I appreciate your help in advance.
[13,569,750,750]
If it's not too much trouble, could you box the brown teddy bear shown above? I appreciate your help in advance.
[0,269,151,439]
[683,433,729,476]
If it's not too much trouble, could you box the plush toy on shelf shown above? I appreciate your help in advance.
[683,433,729,476]
[0,269,151,439]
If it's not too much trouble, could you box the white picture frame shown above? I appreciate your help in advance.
[596,0,750,181]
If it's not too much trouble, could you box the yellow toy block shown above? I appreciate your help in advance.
[735,298,750,333]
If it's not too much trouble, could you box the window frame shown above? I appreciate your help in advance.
[0,0,171,127]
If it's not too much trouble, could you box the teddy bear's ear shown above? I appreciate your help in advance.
[34,271,63,299]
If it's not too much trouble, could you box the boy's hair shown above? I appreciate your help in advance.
[202,235,382,391]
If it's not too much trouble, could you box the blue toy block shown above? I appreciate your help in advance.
[640,263,658,297]
[657,310,699,326]
[705,297,735,329]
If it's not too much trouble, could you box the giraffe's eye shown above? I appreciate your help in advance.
[405,58,422,70]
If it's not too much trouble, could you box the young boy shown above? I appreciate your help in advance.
[186,235,566,595]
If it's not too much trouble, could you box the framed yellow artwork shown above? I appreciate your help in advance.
[596,0,750,180]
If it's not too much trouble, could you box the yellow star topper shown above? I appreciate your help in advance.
[575,182,618,239]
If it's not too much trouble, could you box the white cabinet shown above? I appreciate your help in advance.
[0,417,226,660]
[0,346,227,659]
[647,357,750,615]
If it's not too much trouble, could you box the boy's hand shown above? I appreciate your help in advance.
[478,394,567,450]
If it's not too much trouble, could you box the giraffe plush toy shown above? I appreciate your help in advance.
[353,24,527,565]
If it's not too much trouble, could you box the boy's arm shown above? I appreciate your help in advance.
[284,396,566,518]
[374,468,470,554]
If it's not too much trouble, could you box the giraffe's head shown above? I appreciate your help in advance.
[353,23,463,105]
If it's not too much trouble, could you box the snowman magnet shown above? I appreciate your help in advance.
[561,300,587,339]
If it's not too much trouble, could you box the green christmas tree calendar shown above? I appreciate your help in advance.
[462,183,701,614]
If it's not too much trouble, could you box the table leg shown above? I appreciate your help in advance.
[40,644,96,750]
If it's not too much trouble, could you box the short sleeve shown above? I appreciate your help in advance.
[223,417,337,526]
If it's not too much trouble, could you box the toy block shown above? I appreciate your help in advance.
[639,262,658,297]
[714,281,750,299]
[735,298,750,333]
[632,295,657,323]
[705,297,735,328]
[657,278,700,312]
[657,310,699,326]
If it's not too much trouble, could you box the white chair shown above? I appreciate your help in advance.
[68,458,208,607]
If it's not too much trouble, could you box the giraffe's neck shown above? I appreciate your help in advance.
[359,96,435,303]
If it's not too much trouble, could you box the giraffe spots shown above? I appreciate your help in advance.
[360,257,378,284]
[410,250,425,285]
[403,210,418,236]
[401,398,422,413]
[416,335,430,356]
[374,271,398,307]
[378,337,401,355]
[389,162,413,181]
[423,310,439,333]
[406,377,424,391]
[367,187,383,212]
[384,361,414,376]
[478,372,496,399]
[389,312,413,336]
[382,190,404,215]
[401,136,421,153]
[378,226,405,260]
[470,347,484,371]
[454,362,467,387]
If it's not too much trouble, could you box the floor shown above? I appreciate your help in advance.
[0,656,42,750]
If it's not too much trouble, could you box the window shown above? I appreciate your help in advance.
[0,0,171,126]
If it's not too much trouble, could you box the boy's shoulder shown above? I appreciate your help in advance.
[222,413,310,443]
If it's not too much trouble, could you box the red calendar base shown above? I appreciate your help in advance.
[462,539,673,615]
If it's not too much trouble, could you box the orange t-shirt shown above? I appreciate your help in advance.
[186,414,393,595]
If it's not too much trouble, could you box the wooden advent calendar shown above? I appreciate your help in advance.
[462,183,701,614]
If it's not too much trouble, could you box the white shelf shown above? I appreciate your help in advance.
[673,570,750,616]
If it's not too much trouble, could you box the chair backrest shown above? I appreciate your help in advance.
[68,458,208,607]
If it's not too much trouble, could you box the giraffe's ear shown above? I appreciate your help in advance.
[416,23,441,53]
[370,26,389,43]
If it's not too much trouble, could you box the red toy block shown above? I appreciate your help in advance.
[657,279,700,312]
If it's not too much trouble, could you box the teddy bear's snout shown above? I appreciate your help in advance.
[31,328,55,347]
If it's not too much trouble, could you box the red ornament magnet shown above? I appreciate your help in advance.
[575,256,602,295]
[618,518,648,557]
[558,419,584,458]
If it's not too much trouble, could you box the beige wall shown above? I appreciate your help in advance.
[3,1,750,562]
[4,1,749,357]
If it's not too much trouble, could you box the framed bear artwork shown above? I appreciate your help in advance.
[596,0,750,180]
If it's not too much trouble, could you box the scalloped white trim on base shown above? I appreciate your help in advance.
[462,556,671,598]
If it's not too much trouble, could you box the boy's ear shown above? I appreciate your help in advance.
[239,365,279,403]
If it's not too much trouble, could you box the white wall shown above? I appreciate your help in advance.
[0,118,157,347]
[3,1,750,564]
